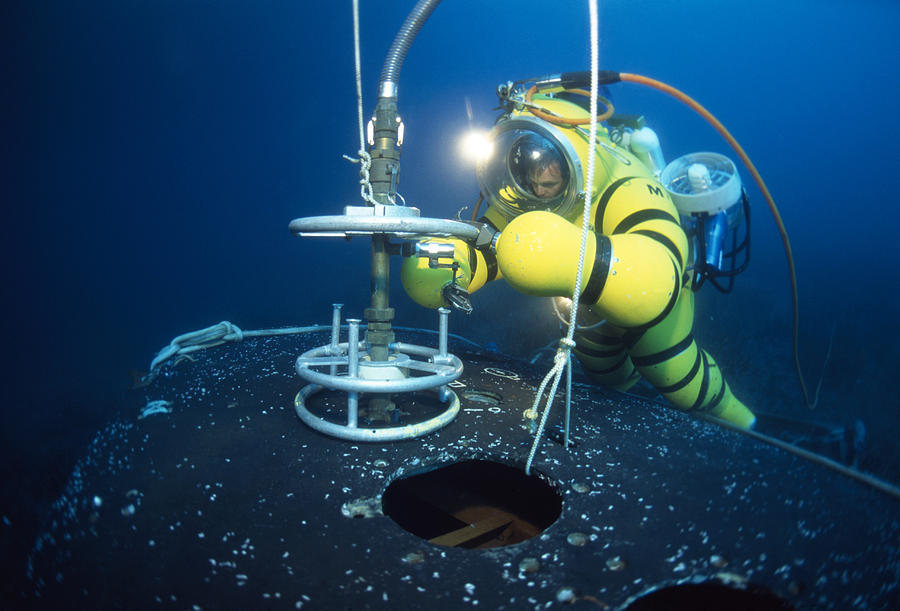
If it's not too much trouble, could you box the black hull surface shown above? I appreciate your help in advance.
[26,329,900,609]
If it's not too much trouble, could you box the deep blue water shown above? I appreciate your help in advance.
[4,0,900,597]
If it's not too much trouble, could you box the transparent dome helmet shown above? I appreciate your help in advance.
[476,117,583,221]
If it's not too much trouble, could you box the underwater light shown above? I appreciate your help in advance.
[555,296,573,310]
[459,129,493,163]
[553,296,574,320]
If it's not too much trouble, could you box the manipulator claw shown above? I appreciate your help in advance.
[401,219,498,312]
[441,281,473,314]
[401,238,476,312]
[414,241,473,314]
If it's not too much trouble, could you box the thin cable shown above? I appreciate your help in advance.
[525,0,600,475]
[347,0,376,205]
[699,413,900,502]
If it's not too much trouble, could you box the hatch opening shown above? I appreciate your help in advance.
[382,459,562,549]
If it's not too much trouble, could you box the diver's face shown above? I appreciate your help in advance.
[529,163,564,199]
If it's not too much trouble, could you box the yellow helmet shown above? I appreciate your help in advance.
[476,114,584,221]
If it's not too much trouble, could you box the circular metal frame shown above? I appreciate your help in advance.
[289,215,480,240]
[295,342,463,393]
[294,341,463,442]
[294,384,460,442]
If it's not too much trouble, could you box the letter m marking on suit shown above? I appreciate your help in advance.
[646,184,665,198]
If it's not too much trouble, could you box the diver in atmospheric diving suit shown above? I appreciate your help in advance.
[401,90,756,429]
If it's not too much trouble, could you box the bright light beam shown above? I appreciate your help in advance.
[459,130,493,164]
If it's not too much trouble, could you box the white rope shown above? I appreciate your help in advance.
[526,0,601,475]
[141,319,486,386]
[142,321,333,384]
[344,0,376,205]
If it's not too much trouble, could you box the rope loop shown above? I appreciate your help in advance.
[342,149,376,205]
[223,321,243,342]
[558,337,576,350]
[356,150,376,204]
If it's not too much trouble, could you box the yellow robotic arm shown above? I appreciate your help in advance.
[400,236,502,310]
[496,173,689,328]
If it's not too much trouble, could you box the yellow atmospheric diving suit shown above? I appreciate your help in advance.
[401,93,755,429]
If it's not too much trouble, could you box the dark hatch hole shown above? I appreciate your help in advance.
[626,583,795,610]
[382,459,562,549]
[460,389,502,407]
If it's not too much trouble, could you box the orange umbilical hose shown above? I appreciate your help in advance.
[524,85,614,125]
[470,193,483,221]
[619,72,815,408]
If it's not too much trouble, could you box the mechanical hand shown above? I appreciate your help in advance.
[400,238,475,311]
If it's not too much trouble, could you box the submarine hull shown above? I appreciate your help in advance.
[26,330,900,609]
